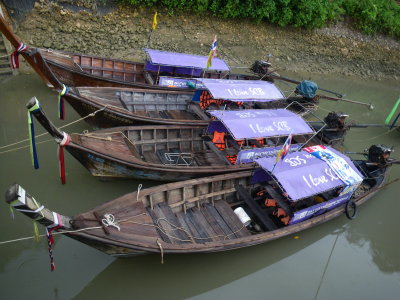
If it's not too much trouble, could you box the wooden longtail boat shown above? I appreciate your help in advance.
[0,14,262,89]
[62,79,299,128]
[28,97,347,181]
[5,145,393,257]
[1,14,369,112]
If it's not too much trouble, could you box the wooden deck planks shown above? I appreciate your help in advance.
[200,205,228,241]
[142,150,161,163]
[157,203,191,243]
[188,208,219,242]
[202,203,236,239]
[176,212,205,243]
[146,208,172,243]
[214,200,251,238]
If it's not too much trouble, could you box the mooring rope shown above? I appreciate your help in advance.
[0,105,109,153]
[0,208,247,246]
[0,139,54,154]
[313,233,340,300]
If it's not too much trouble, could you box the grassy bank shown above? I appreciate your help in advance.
[118,0,400,38]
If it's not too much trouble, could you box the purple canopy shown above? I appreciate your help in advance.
[196,79,285,101]
[254,147,363,201]
[207,109,314,139]
[144,49,230,71]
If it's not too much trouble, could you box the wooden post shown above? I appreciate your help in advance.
[5,183,72,230]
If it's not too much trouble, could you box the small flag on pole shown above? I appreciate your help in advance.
[152,12,158,30]
[272,133,292,172]
[206,35,217,69]
[280,133,292,159]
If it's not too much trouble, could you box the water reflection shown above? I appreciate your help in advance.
[344,187,400,274]
[74,225,333,300]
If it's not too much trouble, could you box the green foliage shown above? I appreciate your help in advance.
[117,0,400,38]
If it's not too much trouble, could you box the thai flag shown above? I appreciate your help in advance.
[206,36,217,68]
[281,133,292,159]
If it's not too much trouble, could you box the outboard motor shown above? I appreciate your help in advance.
[324,112,349,130]
[250,60,272,76]
[368,144,392,166]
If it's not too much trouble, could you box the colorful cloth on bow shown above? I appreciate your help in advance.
[10,43,28,69]
[58,84,68,120]
[206,36,217,69]
[46,212,63,271]
[303,145,363,195]
[28,99,41,169]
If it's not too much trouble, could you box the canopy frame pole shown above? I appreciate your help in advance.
[285,100,327,150]
[156,64,160,85]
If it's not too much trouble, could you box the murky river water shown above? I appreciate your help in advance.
[0,73,399,300]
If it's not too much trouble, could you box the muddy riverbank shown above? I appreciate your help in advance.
[3,0,400,80]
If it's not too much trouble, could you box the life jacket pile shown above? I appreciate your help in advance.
[199,91,244,110]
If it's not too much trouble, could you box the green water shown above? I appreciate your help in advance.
[0,73,399,300]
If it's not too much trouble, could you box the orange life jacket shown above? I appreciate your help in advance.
[226,155,237,164]
[257,190,267,197]
[265,198,278,207]
[236,139,245,147]
[273,208,290,225]
[213,131,226,150]
[256,138,265,146]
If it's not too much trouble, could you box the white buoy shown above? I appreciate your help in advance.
[233,207,251,227]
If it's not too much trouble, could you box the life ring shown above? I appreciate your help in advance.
[345,200,357,220]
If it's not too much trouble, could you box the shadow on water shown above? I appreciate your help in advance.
[74,224,339,300]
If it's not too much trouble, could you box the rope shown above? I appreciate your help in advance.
[351,126,399,142]
[137,184,142,202]
[101,214,120,231]
[156,239,164,264]
[0,139,53,155]
[314,233,340,300]
[0,207,247,246]
[0,105,110,154]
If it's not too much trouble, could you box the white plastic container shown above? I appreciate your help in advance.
[233,207,251,227]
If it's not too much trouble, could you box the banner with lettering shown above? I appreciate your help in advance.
[196,78,284,101]
[254,147,363,201]
[303,145,363,196]
[236,144,301,164]
[207,109,313,139]
[288,193,353,225]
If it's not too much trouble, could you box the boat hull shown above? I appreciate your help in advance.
[67,145,247,181]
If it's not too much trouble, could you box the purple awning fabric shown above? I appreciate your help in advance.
[196,79,285,101]
[144,49,230,71]
[207,109,314,139]
[254,147,363,201]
